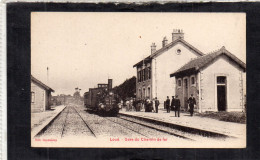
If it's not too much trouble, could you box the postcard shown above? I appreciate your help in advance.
[31,12,246,148]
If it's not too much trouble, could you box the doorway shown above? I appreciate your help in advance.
[217,76,227,111]
[184,78,188,110]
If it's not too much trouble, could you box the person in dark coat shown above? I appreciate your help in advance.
[154,97,160,113]
[144,98,148,112]
[133,98,137,111]
[174,95,181,117]
[171,96,175,111]
[188,94,196,116]
[165,96,170,113]
[149,99,153,112]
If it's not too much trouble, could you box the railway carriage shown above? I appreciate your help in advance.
[84,79,119,116]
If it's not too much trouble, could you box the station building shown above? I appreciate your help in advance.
[133,29,204,103]
[170,47,246,112]
[31,75,54,112]
[133,29,246,112]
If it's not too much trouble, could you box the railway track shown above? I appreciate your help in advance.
[107,115,229,142]
[35,106,229,143]
[71,106,96,137]
[36,106,97,138]
[118,113,231,139]
[104,116,194,141]
[103,117,150,138]
[60,106,70,138]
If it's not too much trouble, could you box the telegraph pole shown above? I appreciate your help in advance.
[47,67,49,85]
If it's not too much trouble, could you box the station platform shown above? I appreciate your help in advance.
[119,108,246,139]
[31,105,66,138]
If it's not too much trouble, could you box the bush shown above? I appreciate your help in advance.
[196,111,246,124]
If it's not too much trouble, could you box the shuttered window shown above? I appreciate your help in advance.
[178,79,182,87]
[31,92,35,103]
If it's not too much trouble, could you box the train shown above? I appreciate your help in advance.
[84,79,120,116]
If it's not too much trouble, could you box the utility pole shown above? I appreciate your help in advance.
[47,67,49,85]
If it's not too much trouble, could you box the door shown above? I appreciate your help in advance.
[217,86,226,111]
[184,78,188,110]
[217,76,227,111]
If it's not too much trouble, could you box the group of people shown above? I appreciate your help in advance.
[165,94,196,117]
[121,94,196,117]
[122,97,159,113]
[165,95,181,117]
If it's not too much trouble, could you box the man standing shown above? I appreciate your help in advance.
[165,96,170,113]
[171,96,175,111]
[154,97,160,113]
[188,94,196,116]
[175,95,181,117]
[132,98,137,111]
[125,99,130,111]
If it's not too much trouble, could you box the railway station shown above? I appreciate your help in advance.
[31,30,246,147]
[31,26,246,148]
[133,29,246,113]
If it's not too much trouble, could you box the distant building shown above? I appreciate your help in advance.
[52,93,83,106]
[170,47,246,112]
[98,84,108,88]
[31,75,54,112]
[133,29,204,102]
[73,87,83,105]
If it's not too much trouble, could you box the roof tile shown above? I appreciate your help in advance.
[170,47,246,77]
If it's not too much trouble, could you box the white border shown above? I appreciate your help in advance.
[0,3,7,160]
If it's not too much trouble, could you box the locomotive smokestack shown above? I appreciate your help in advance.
[108,79,112,91]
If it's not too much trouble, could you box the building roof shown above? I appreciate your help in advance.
[31,75,55,92]
[170,46,246,77]
[133,38,205,68]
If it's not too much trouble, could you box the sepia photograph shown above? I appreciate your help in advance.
[30,12,246,148]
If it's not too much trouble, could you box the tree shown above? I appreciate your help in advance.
[113,76,136,101]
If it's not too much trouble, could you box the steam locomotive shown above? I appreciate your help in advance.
[84,79,120,116]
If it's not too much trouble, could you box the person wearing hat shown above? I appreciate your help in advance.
[174,95,181,117]
[171,96,175,111]
[154,97,160,113]
[188,94,196,116]
[165,96,170,113]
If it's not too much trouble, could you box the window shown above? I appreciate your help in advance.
[147,87,150,98]
[191,76,195,85]
[178,79,182,87]
[31,92,35,103]
[147,67,151,79]
[138,71,141,82]
[217,76,226,84]
[140,70,143,82]
[142,69,145,82]
[176,49,182,55]
[184,79,188,89]
[143,88,146,98]
[144,68,147,81]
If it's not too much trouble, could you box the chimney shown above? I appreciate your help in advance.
[108,79,112,91]
[172,29,184,41]
[162,36,168,47]
[151,43,156,54]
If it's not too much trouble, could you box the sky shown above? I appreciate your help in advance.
[31,12,246,96]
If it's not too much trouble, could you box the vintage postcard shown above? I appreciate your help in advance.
[31,12,246,148]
